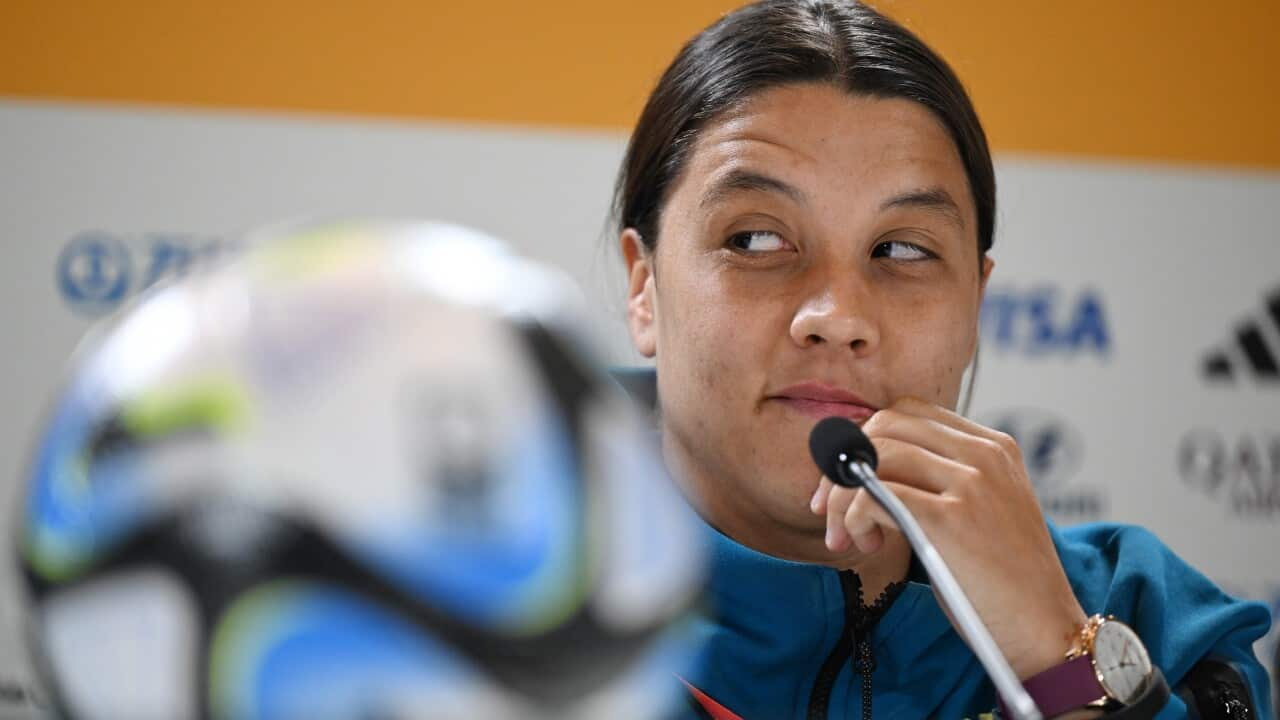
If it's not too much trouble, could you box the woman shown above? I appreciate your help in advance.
[611,1,1271,718]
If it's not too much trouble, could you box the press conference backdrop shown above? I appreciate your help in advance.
[2,0,1278,714]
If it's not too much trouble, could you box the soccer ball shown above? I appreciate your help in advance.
[17,220,705,719]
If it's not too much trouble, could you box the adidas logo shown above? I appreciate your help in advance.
[1202,285,1280,382]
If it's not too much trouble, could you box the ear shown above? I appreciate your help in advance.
[620,228,658,358]
[969,253,995,358]
[978,254,995,297]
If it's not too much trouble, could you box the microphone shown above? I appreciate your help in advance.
[809,415,879,478]
[808,417,1043,720]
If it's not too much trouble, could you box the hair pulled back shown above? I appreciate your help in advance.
[614,0,995,257]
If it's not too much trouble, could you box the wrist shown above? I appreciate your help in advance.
[1010,605,1088,680]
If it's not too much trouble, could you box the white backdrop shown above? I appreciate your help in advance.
[2,99,1277,713]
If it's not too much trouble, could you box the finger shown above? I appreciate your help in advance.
[872,436,974,495]
[866,410,975,464]
[843,479,946,546]
[868,408,1011,473]
[844,488,885,553]
[810,475,834,515]
[884,396,1014,448]
[825,484,860,552]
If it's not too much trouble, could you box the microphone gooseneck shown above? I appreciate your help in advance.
[807,417,1043,720]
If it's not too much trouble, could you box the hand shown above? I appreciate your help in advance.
[809,397,1086,680]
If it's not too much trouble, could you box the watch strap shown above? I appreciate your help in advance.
[1105,667,1170,719]
[999,654,1107,718]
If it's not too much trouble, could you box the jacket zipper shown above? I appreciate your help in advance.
[851,629,875,720]
[806,570,906,720]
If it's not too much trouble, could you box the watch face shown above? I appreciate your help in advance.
[1092,620,1153,704]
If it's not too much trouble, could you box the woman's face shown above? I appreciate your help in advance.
[622,82,992,558]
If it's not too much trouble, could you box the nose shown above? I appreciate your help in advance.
[789,276,880,354]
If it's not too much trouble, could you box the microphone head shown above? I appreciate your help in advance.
[808,416,878,484]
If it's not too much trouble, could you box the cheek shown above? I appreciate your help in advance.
[654,267,780,402]
[889,293,979,405]
[657,275,734,377]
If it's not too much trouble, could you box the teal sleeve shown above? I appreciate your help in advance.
[1052,523,1272,719]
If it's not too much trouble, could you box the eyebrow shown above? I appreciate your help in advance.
[700,169,807,209]
[879,187,966,228]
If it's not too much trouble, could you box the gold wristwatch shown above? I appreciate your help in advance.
[1067,614,1155,707]
[1006,614,1156,717]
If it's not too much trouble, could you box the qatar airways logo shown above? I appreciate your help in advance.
[1179,429,1280,517]
[980,286,1111,357]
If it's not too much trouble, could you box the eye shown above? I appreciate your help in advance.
[872,240,934,261]
[727,230,788,253]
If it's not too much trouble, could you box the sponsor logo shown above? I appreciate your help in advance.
[56,231,131,313]
[980,285,1111,356]
[57,231,234,315]
[1202,284,1280,383]
[979,407,1105,520]
[1179,429,1280,516]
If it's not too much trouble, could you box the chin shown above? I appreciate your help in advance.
[760,473,823,520]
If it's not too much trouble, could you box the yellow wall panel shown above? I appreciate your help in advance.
[2,1,1277,170]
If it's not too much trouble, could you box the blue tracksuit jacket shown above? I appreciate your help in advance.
[677,518,1272,719]
[606,369,1272,719]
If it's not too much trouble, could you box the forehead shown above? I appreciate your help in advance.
[672,83,973,220]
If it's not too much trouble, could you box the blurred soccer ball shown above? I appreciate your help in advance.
[17,220,704,720]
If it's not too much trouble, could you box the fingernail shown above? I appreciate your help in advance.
[824,526,834,550]
[809,487,821,513]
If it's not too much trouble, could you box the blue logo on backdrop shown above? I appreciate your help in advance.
[57,232,131,313]
[979,407,1105,520]
[981,286,1111,356]
[57,231,233,315]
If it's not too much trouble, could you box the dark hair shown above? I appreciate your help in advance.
[613,0,995,258]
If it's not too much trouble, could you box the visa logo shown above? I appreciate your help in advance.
[980,286,1111,356]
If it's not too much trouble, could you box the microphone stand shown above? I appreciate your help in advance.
[839,460,1043,720]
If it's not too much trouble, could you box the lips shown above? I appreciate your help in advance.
[770,382,878,422]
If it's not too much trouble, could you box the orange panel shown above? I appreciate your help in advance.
[881,0,1280,171]
[1,0,1277,170]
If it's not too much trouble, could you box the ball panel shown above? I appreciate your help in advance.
[41,569,199,720]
